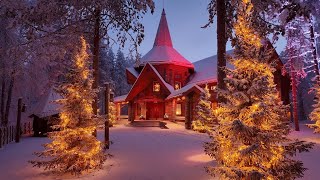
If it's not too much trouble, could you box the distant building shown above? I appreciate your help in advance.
[29,88,62,136]
[114,9,290,129]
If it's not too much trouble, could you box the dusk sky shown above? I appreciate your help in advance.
[135,0,286,62]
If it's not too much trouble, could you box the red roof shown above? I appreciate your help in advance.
[153,9,173,47]
[139,9,194,69]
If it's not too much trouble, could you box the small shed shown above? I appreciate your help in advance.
[29,88,62,136]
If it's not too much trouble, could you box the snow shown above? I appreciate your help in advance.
[289,123,320,180]
[187,50,234,85]
[140,46,194,68]
[166,84,204,100]
[126,67,139,78]
[0,122,213,180]
[149,63,175,93]
[29,88,62,118]
[113,94,127,103]
[1,122,319,180]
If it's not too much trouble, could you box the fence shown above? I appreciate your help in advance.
[0,122,32,149]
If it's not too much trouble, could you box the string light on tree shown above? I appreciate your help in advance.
[192,85,214,133]
[308,84,320,133]
[30,37,107,175]
[204,0,313,179]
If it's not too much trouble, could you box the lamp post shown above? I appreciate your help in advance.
[104,83,110,149]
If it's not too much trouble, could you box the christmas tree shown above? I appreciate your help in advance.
[108,101,117,127]
[204,0,313,179]
[30,37,106,175]
[192,85,214,133]
[309,84,320,133]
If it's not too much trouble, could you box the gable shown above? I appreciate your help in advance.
[125,63,174,101]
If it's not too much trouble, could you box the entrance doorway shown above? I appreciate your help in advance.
[146,102,164,120]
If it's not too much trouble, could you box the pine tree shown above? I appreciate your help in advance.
[107,48,116,82]
[204,1,313,179]
[30,37,106,175]
[108,101,117,127]
[283,16,313,131]
[192,85,214,133]
[114,49,127,96]
[309,84,320,133]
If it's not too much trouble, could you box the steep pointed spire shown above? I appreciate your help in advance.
[153,9,173,47]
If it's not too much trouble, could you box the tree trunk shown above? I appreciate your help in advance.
[0,78,5,125]
[92,9,101,116]
[4,73,14,126]
[310,21,319,82]
[290,63,299,131]
[288,27,299,131]
[216,0,227,103]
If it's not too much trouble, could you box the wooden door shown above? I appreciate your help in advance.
[146,102,164,120]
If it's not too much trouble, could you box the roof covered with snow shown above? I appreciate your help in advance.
[139,9,194,69]
[166,84,204,100]
[30,88,62,118]
[126,67,139,78]
[187,50,234,85]
[149,63,175,93]
[114,94,128,103]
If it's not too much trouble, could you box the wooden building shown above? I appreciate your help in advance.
[114,9,290,129]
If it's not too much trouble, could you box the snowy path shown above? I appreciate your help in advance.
[0,122,213,180]
[0,122,319,180]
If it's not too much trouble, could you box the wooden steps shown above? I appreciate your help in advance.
[129,120,168,129]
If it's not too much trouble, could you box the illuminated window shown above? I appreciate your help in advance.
[174,82,181,90]
[176,104,182,115]
[153,81,160,92]
[210,86,216,91]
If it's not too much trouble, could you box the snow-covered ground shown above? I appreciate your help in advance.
[0,121,319,180]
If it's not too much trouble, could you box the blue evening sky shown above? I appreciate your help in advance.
[126,0,286,62]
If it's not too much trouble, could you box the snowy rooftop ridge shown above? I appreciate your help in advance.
[114,94,128,103]
[149,63,174,93]
[187,50,234,85]
[166,84,204,100]
[30,88,62,118]
[126,67,139,78]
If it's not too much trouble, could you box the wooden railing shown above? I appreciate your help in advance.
[0,122,32,149]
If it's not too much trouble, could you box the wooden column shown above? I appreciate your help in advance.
[128,101,134,122]
[171,99,176,121]
[15,98,22,143]
[104,83,110,149]
[185,94,192,130]
[116,103,121,120]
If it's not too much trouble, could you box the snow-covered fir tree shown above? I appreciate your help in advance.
[114,49,128,96]
[283,16,313,131]
[192,85,214,133]
[204,0,313,179]
[30,37,106,174]
[108,101,117,127]
[309,84,320,133]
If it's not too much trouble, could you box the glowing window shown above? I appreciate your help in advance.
[153,81,160,92]
[176,104,182,115]
[210,86,216,91]
[175,82,181,90]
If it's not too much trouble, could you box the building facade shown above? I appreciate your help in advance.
[114,9,290,129]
